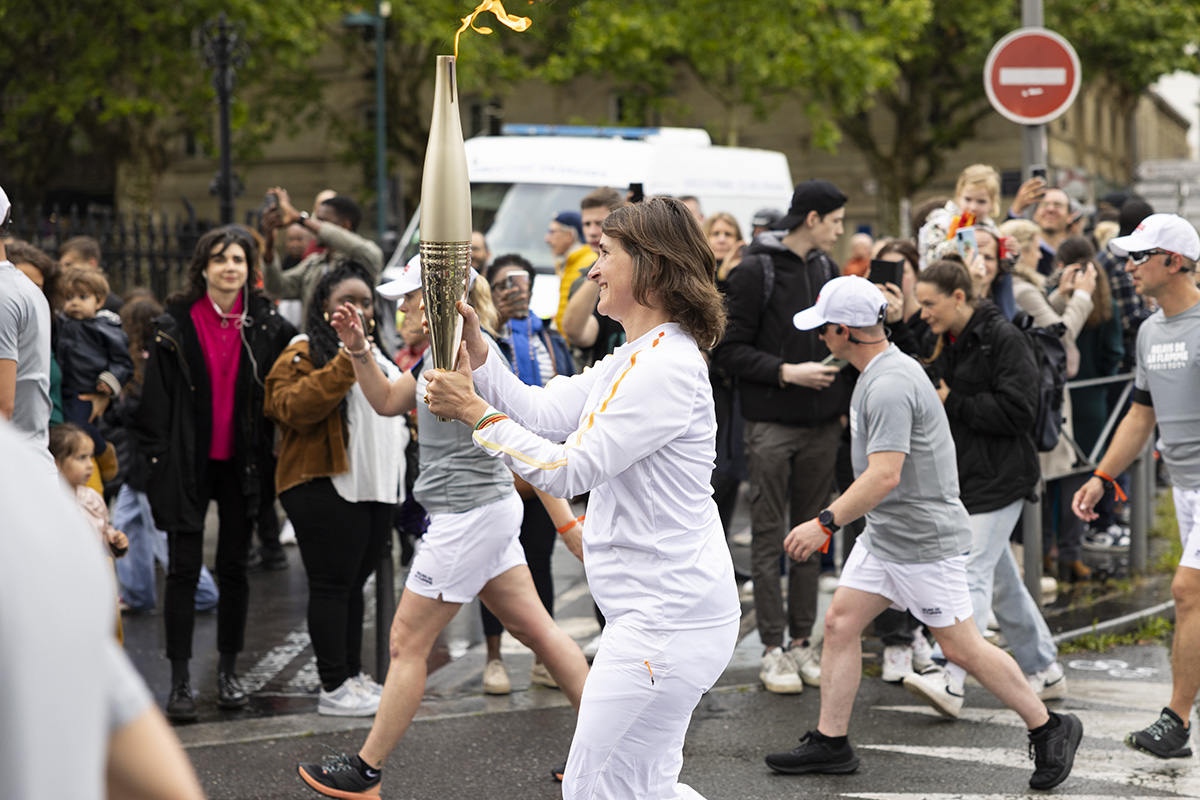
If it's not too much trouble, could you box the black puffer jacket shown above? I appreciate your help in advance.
[712,233,850,426]
[135,295,295,533]
[57,309,134,396]
[926,301,1040,513]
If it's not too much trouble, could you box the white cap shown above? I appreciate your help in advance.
[1108,213,1200,261]
[793,275,888,331]
[378,254,423,300]
[377,254,481,301]
[0,184,9,227]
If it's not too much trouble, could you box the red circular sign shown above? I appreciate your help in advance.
[984,28,1081,126]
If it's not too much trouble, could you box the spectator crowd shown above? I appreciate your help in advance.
[3,158,1199,798]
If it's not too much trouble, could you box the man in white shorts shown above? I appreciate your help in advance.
[1074,213,1200,759]
[764,276,1082,791]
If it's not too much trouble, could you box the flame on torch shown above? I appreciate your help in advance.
[454,0,533,58]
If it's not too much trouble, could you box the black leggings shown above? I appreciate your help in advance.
[281,478,391,689]
[165,459,253,662]
[481,495,555,636]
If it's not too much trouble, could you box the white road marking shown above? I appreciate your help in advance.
[240,629,311,693]
[872,704,1187,743]
[859,745,1200,798]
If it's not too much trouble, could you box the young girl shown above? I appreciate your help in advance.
[50,423,129,642]
[50,422,129,559]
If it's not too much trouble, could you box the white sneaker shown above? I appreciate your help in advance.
[882,645,914,683]
[818,572,839,593]
[731,528,752,547]
[278,518,297,546]
[581,632,603,661]
[530,661,559,689]
[760,646,803,694]
[910,632,934,672]
[353,672,384,698]
[483,659,512,695]
[987,610,1000,631]
[789,642,822,687]
[1027,661,1067,700]
[318,678,380,717]
[739,580,755,602]
[902,665,964,718]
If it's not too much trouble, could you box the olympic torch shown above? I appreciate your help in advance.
[420,55,472,420]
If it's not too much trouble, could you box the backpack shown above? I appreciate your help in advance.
[1010,312,1068,452]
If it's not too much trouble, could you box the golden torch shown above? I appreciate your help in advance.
[420,55,472,420]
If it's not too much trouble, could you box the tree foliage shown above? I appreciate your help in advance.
[539,0,929,146]
[0,0,353,209]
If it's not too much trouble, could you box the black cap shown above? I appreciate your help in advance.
[1118,199,1154,237]
[751,208,785,229]
[777,180,847,232]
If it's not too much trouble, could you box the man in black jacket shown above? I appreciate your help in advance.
[713,180,849,694]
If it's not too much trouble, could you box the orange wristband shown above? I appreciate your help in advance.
[817,522,833,554]
[1093,470,1128,502]
[557,515,585,535]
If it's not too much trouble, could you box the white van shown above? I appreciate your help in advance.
[386,125,794,318]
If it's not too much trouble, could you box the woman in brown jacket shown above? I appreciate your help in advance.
[265,262,409,717]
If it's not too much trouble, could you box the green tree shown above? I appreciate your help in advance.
[0,1,353,211]
[538,0,930,147]
[809,0,1200,234]
[332,0,573,219]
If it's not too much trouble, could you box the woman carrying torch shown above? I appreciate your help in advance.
[425,196,740,798]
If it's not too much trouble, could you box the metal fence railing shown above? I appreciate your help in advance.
[7,203,215,301]
[1021,373,1156,604]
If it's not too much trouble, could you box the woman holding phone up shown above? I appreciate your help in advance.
[425,196,740,799]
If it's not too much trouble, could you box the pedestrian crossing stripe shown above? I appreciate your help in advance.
[858,745,1200,797]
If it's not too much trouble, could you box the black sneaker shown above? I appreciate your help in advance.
[298,751,381,799]
[1028,712,1083,790]
[216,671,249,709]
[165,681,197,722]
[765,731,860,775]
[551,761,566,782]
[1126,707,1193,759]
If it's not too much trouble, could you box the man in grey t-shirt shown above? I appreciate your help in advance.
[764,277,1081,791]
[1075,213,1200,760]
[0,189,53,471]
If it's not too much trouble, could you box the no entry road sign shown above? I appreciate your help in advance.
[984,28,1081,126]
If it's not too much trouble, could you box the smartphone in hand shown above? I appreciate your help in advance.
[821,353,850,370]
[868,259,904,288]
[955,226,977,260]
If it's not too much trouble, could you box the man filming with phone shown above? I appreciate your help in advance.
[260,186,383,329]
[713,179,850,695]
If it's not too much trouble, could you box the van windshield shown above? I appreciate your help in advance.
[397,182,593,273]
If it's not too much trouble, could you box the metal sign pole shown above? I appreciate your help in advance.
[1021,0,1046,179]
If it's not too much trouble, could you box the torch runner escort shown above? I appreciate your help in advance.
[420,54,473,420]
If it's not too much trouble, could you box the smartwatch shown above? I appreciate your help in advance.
[818,509,840,534]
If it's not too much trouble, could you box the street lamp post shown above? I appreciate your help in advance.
[344,1,392,242]
[202,14,249,225]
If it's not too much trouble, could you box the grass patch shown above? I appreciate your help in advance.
[1059,615,1174,654]
[1151,490,1183,573]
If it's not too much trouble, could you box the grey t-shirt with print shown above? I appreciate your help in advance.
[852,345,973,564]
[413,335,514,514]
[1136,300,1200,489]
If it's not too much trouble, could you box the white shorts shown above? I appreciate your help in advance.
[405,491,525,603]
[564,617,739,800]
[1174,487,1200,571]
[837,542,973,629]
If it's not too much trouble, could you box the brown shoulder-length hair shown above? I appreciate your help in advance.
[600,196,726,348]
[167,225,262,306]
[1056,236,1112,328]
[917,259,977,364]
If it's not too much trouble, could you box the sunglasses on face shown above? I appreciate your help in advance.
[1127,249,1172,266]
